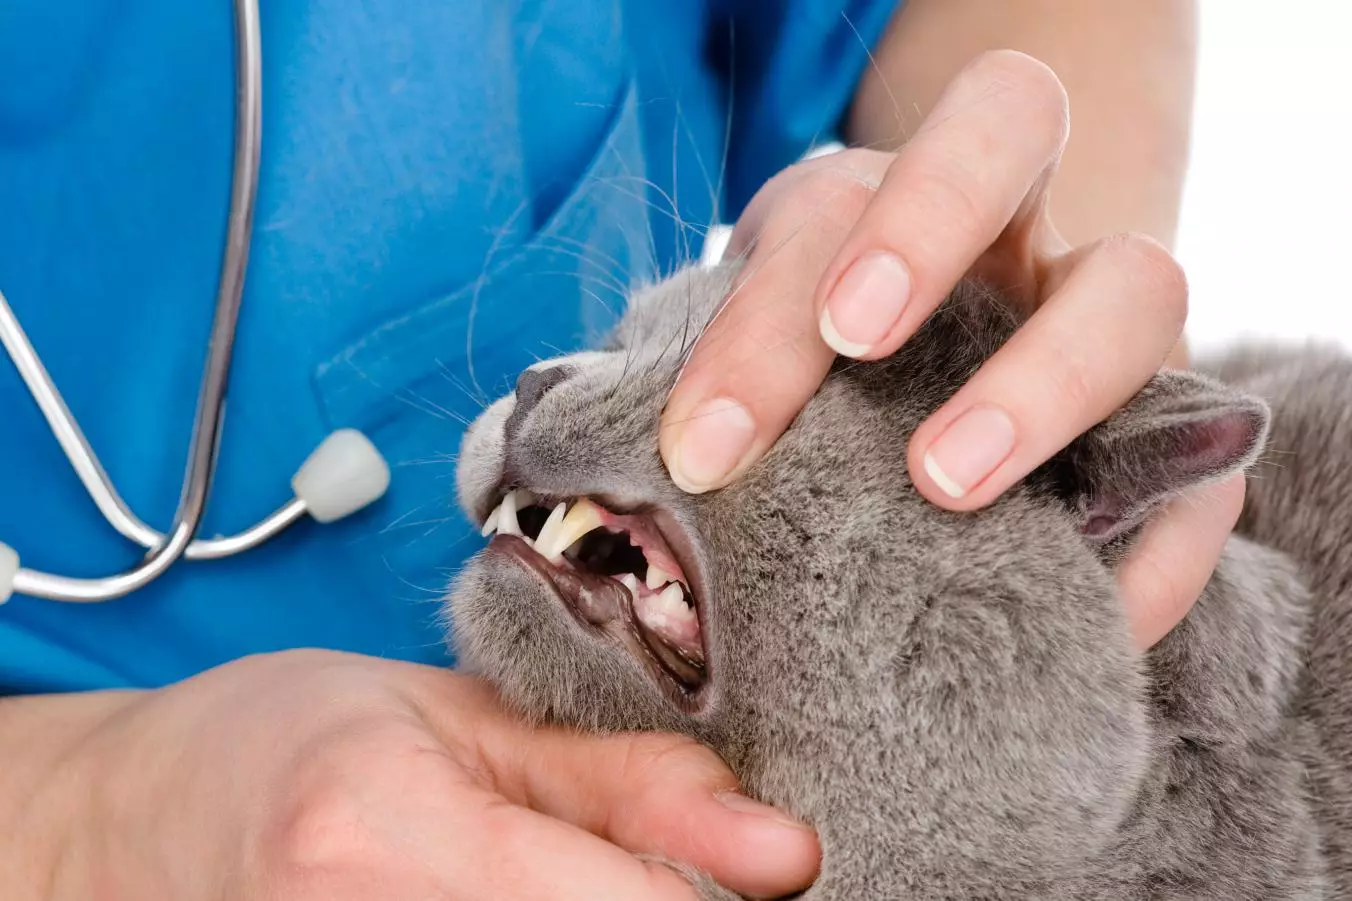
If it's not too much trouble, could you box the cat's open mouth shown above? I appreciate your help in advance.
[479,489,707,693]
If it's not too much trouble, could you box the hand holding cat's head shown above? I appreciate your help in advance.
[447,262,1270,884]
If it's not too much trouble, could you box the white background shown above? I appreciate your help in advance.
[705,4,1352,353]
[1179,1,1352,353]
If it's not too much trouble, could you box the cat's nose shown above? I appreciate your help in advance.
[505,367,573,446]
[503,365,572,446]
[514,365,570,416]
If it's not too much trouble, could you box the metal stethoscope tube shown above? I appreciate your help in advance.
[0,0,389,603]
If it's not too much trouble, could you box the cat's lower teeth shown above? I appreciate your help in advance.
[632,582,701,648]
[485,492,702,662]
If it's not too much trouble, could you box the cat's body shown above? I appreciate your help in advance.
[1209,345,1352,893]
[448,262,1352,898]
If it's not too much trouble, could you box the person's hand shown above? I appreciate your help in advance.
[37,649,818,900]
[659,50,1242,649]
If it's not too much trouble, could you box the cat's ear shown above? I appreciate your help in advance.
[1057,370,1270,545]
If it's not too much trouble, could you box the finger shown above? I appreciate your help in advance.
[659,153,887,494]
[815,50,1069,360]
[721,148,885,260]
[486,724,820,899]
[442,789,704,901]
[1119,474,1246,650]
[907,233,1189,510]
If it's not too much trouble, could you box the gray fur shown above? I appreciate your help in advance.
[446,261,1352,898]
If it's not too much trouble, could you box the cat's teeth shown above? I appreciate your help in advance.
[656,581,688,612]
[636,582,698,638]
[618,573,640,594]
[482,492,607,556]
[646,564,676,591]
[497,490,523,537]
[540,498,607,562]
[535,502,569,561]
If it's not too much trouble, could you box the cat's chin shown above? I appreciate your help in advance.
[477,490,715,710]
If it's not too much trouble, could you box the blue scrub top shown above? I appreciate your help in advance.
[0,1,896,694]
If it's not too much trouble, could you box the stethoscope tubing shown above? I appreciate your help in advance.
[0,0,264,602]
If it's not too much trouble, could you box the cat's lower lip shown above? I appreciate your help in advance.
[486,532,708,692]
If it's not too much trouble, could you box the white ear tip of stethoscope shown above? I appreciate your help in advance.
[291,429,392,524]
[0,542,18,604]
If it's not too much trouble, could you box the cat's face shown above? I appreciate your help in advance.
[447,262,1268,887]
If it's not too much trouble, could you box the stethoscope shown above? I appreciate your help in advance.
[0,0,391,605]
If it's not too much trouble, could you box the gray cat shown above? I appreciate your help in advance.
[447,260,1352,899]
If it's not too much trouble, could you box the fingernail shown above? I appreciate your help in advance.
[715,791,812,829]
[820,252,912,358]
[922,405,1017,499]
[668,398,757,493]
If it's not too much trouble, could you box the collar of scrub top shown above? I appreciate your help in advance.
[0,0,391,605]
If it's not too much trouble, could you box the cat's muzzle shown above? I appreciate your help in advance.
[479,490,708,692]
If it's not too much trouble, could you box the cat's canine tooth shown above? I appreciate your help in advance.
[535,502,569,561]
[480,504,501,537]
[498,490,523,537]
[646,564,675,591]
[541,497,607,562]
[618,573,640,594]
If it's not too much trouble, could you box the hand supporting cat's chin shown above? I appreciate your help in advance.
[444,262,1351,898]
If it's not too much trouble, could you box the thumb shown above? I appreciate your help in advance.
[483,721,821,899]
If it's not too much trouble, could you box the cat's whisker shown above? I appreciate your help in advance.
[526,268,631,306]
[466,195,534,400]
[394,453,459,468]
[840,10,908,145]
[436,361,491,411]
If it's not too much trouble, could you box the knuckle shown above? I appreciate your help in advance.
[970,50,1069,139]
[1101,233,1190,327]
[618,731,705,781]
[837,147,896,189]
[902,164,990,247]
[270,777,387,874]
[778,165,878,234]
[1044,351,1104,418]
[1058,367,1101,418]
[609,732,733,811]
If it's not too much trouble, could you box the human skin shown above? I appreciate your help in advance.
[2,651,818,900]
[3,3,1224,898]
[660,1,1234,651]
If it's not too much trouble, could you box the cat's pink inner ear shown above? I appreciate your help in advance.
[1082,510,1123,540]
[1078,407,1265,544]
[1079,485,1136,542]
[1170,410,1266,476]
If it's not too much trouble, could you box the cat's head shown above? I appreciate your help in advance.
[446,261,1270,885]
